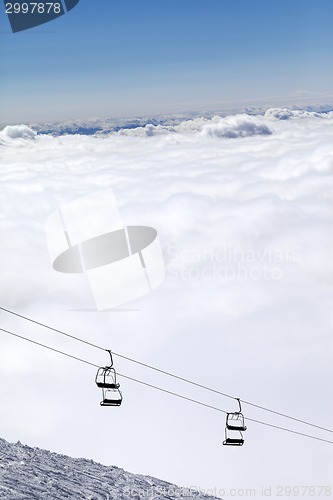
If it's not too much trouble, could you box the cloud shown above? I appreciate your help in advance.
[198,114,272,138]
[114,114,272,138]
[0,124,36,141]
[265,107,333,120]
[0,109,332,493]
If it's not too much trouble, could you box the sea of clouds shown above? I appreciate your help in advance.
[0,109,332,496]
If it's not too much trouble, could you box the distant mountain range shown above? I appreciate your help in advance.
[2,103,331,137]
[28,114,200,136]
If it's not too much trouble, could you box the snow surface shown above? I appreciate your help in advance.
[0,437,219,499]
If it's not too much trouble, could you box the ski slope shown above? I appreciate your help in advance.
[0,437,218,499]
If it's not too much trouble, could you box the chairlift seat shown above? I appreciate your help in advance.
[226,424,247,432]
[100,399,122,407]
[223,438,244,446]
[223,399,247,447]
[96,352,123,407]
[96,382,120,389]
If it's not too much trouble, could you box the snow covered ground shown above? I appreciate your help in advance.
[0,437,219,499]
[0,109,333,497]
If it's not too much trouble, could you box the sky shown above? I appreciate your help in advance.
[0,111,333,497]
[1,0,333,124]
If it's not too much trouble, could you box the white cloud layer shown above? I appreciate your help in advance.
[0,109,332,496]
[114,114,273,138]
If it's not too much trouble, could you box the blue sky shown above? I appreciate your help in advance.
[1,0,333,124]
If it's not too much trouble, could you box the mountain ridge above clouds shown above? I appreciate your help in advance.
[1,106,332,143]
[1,105,332,138]
[0,437,219,500]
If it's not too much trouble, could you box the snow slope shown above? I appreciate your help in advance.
[0,438,219,500]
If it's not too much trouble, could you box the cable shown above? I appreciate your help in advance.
[1,305,332,435]
[0,306,104,352]
[1,326,333,446]
[119,374,333,445]
[0,327,98,369]
[111,352,333,434]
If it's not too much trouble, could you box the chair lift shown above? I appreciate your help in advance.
[223,398,247,446]
[95,350,122,407]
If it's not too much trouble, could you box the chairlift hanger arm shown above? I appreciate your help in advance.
[105,349,114,367]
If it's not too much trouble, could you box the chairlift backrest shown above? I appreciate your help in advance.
[226,412,247,431]
[95,366,119,389]
[100,387,123,407]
